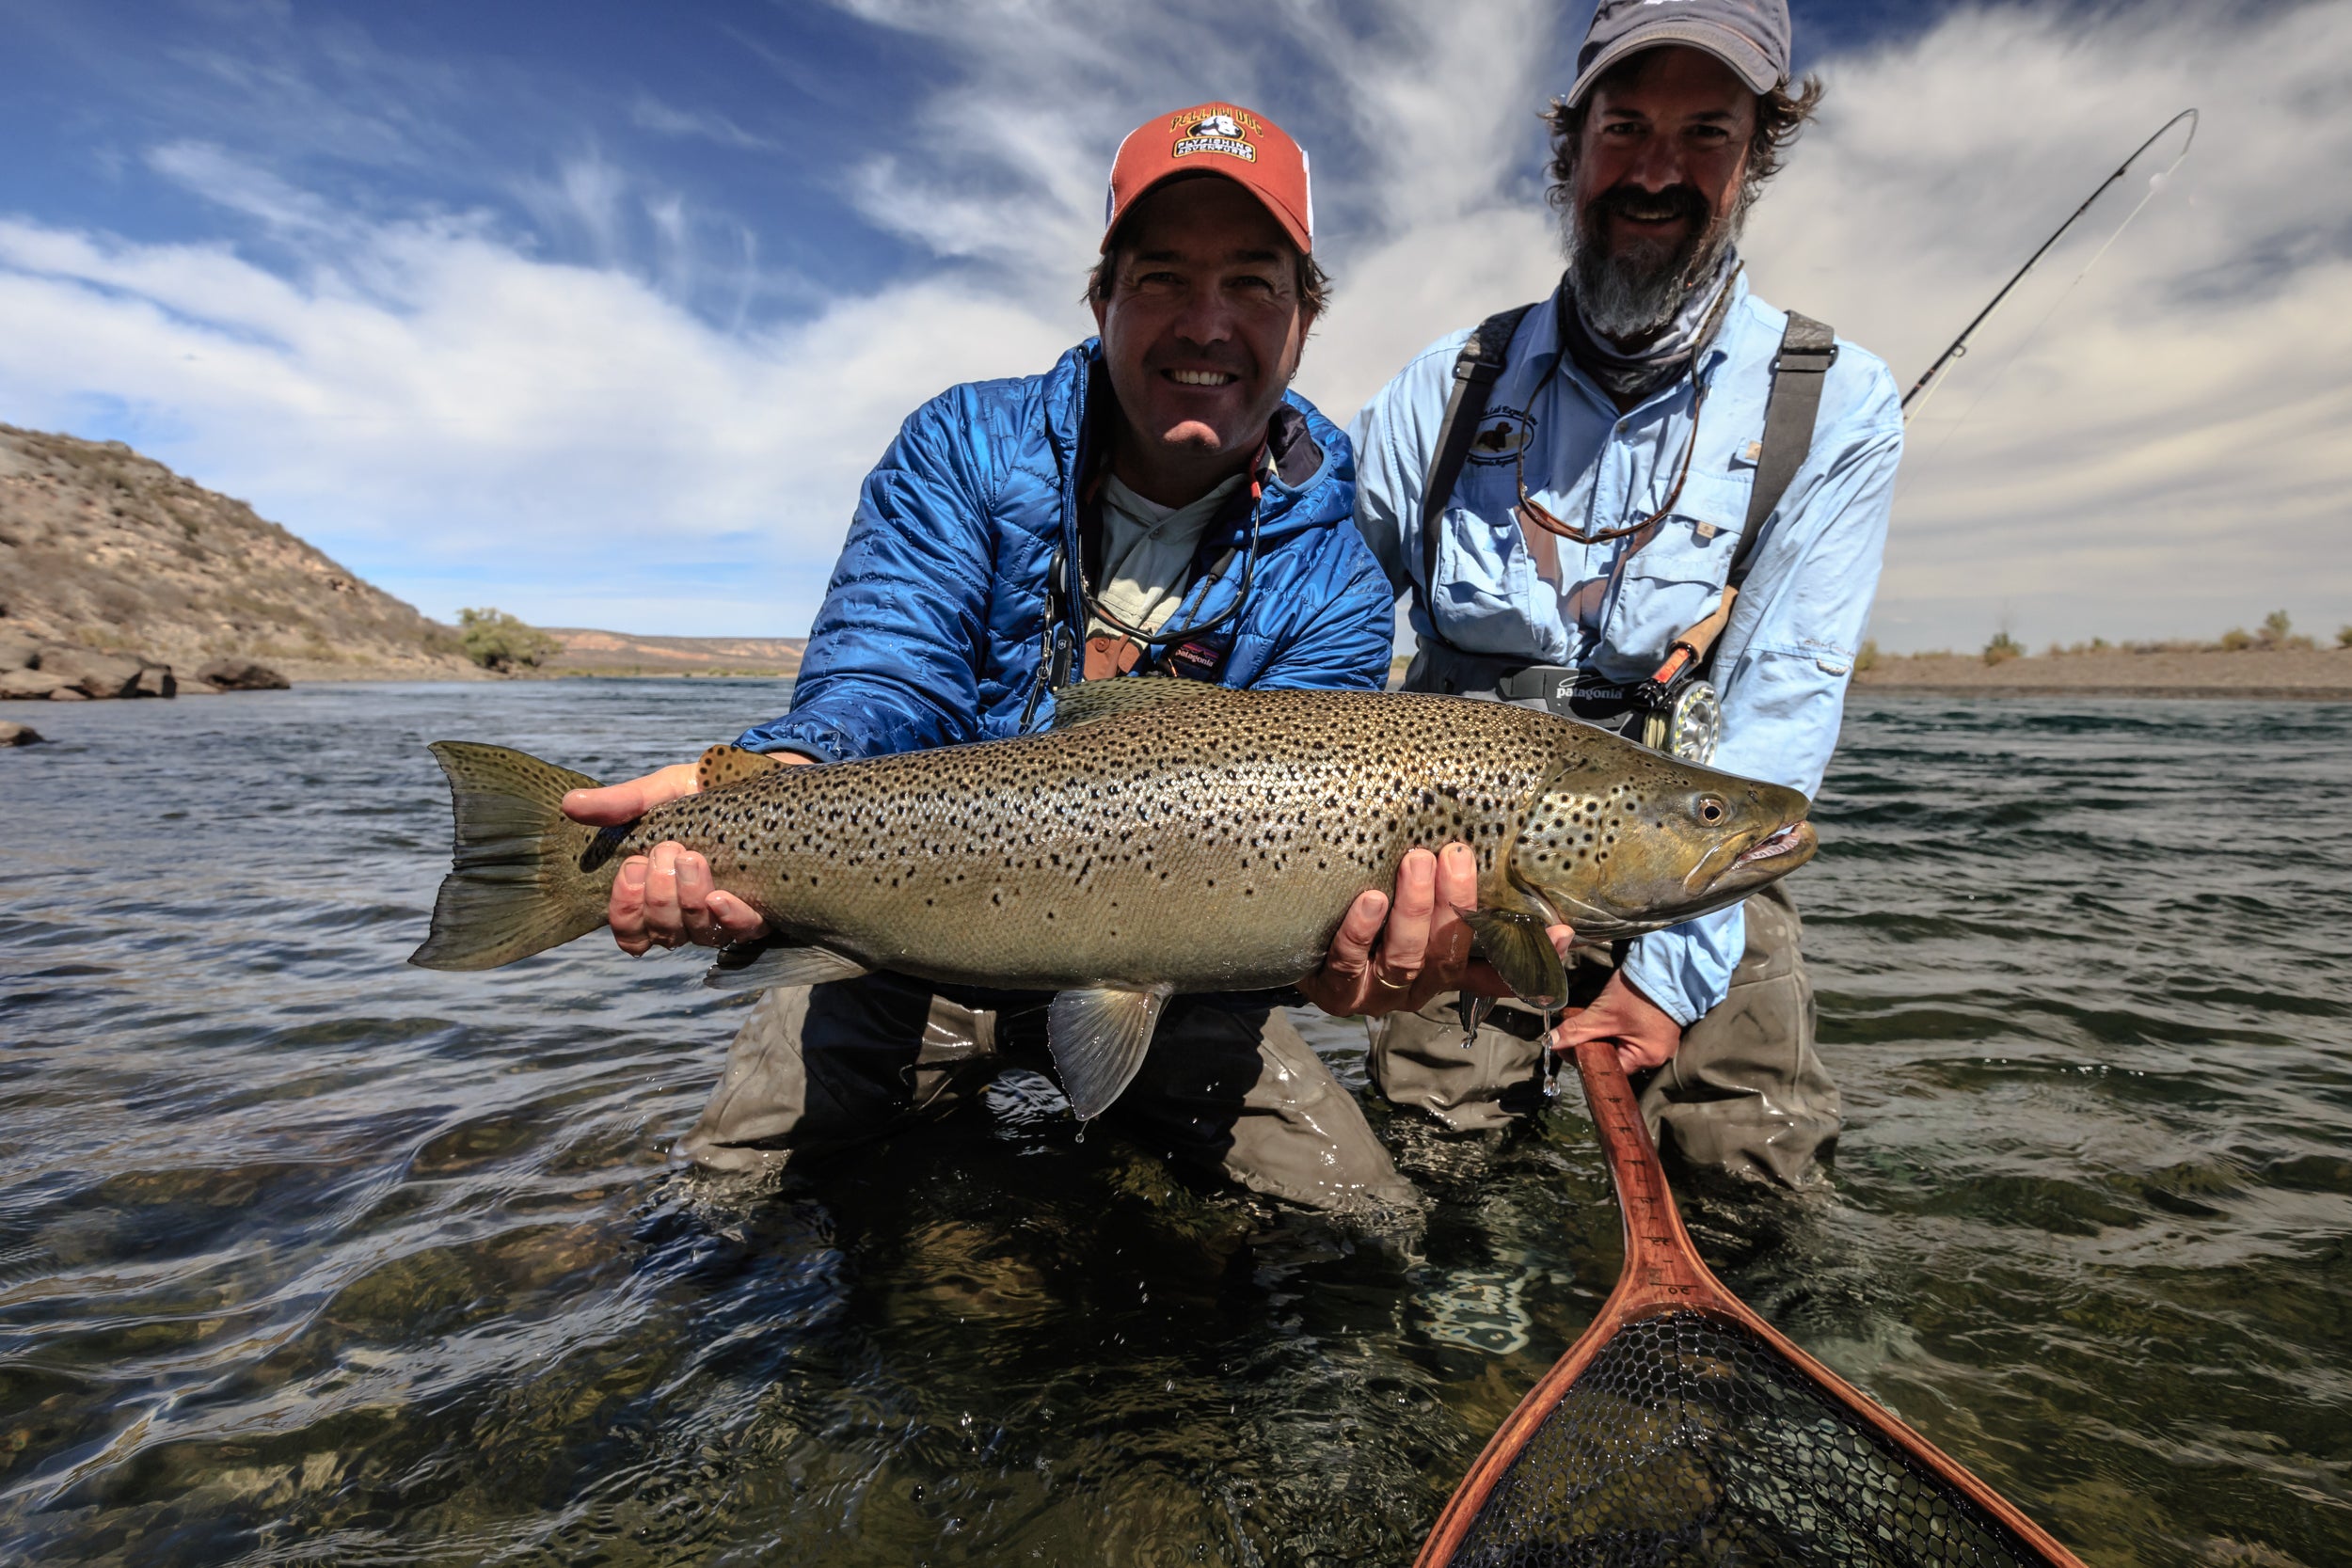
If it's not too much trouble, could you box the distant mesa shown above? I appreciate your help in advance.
[534,626,806,678]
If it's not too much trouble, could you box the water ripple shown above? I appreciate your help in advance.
[0,684,2346,1566]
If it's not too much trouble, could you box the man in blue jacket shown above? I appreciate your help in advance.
[564,103,1417,1210]
[1346,0,1903,1187]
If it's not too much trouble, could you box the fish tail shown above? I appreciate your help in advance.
[409,741,618,971]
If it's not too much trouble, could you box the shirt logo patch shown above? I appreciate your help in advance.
[1465,406,1533,465]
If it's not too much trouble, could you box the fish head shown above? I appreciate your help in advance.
[1505,743,1816,942]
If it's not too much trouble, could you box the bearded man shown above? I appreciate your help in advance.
[1340,0,1903,1186]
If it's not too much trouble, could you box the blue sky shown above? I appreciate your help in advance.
[2,0,2346,648]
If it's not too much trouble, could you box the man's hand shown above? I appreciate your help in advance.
[1299,843,1573,1019]
[1553,971,1683,1072]
[559,755,812,955]
[561,763,705,828]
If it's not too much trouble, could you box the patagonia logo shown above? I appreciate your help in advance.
[1168,637,1232,679]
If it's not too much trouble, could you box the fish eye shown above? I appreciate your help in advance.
[1698,797,1725,825]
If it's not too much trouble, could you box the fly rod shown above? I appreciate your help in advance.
[1902,106,2198,420]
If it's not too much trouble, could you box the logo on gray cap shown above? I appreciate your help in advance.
[1565,0,1791,108]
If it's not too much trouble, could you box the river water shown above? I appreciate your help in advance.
[2,681,2346,1567]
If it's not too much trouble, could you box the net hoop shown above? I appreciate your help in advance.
[1414,1037,2090,1568]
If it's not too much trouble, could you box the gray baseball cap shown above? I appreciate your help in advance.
[1565,0,1791,107]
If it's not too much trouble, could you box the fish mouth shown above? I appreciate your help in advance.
[1682,817,1818,896]
[1733,821,1816,868]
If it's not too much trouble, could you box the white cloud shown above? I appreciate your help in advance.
[0,196,1074,632]
[1741,2,2352,648]
[0,1,2344,646]
[145,140,344,238]
[628,94,781,153]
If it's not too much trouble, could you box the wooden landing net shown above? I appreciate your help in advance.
[1416,1037,2090,1568]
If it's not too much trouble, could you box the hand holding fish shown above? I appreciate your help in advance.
[1298,843,1574,1019]
[560,758,810,954]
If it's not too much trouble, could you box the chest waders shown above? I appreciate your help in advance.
[1413,300,1837,765]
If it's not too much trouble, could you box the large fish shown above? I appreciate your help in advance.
[412,680,1816,1117]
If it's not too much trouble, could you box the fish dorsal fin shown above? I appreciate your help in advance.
[1455,907,1568,1011]
[698,744,787,792]
[1048,677,1228,730]
[1046,983,1174,1118]
[703,940,870,992]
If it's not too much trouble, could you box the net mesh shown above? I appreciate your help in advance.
[1448,1308,2047,1568]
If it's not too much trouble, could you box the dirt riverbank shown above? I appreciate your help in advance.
[1854,646,2352,700]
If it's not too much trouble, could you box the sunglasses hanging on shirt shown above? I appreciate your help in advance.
[1511,279,1738,548]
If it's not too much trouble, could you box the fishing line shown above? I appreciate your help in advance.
[1895,108,2198,498]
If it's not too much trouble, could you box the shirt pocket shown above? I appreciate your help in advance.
[1422,463,1562,657]
[1623,474,1751,588]
[1603,474,1751,663]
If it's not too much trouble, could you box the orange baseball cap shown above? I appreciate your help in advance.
[1102,102,1313,255]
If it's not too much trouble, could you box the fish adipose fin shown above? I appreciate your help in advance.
[697,744,786,792]
[1456,907,1568,1011]
[1049,677,1228,730]
[410,742,617,972]
[703,941,870,992]
[1048,983,1175,1119]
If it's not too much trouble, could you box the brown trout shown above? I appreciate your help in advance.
[412,680,1815,1117]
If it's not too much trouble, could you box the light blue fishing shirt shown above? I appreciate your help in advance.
[1351,272,1902,1024]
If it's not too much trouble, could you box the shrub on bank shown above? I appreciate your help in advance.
[457,608,562,672]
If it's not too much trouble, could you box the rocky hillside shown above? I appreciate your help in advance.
[0,423,476,680]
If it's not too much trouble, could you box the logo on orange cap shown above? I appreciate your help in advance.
[1171,106,1260,163]
[1103,101,1313,255]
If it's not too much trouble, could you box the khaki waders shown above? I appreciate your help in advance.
[680,971,1414,1212]
[1368,882,1839,1188]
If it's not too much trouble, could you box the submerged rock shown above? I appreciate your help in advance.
[0,720,42,745]
[197,658,290,691]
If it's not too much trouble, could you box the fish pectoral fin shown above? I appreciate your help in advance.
[1455,907,1568,1011]
[702,940,871,992]
[697,744,787,792]
[1048,676,1228,730]
[1046,983,1174,1120]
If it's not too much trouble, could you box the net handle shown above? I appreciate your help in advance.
[1413,1037,2095,1568]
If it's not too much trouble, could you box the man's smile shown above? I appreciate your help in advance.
[1165,368,1241,387]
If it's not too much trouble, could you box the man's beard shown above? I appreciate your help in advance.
[1563,180,1747,342]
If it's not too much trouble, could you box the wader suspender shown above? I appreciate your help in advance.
[1420,306,1837,671]
[1420,305,1536,642]
[1727,311,1836,591]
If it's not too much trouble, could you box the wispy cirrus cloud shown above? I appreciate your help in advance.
[629,94,781,154]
